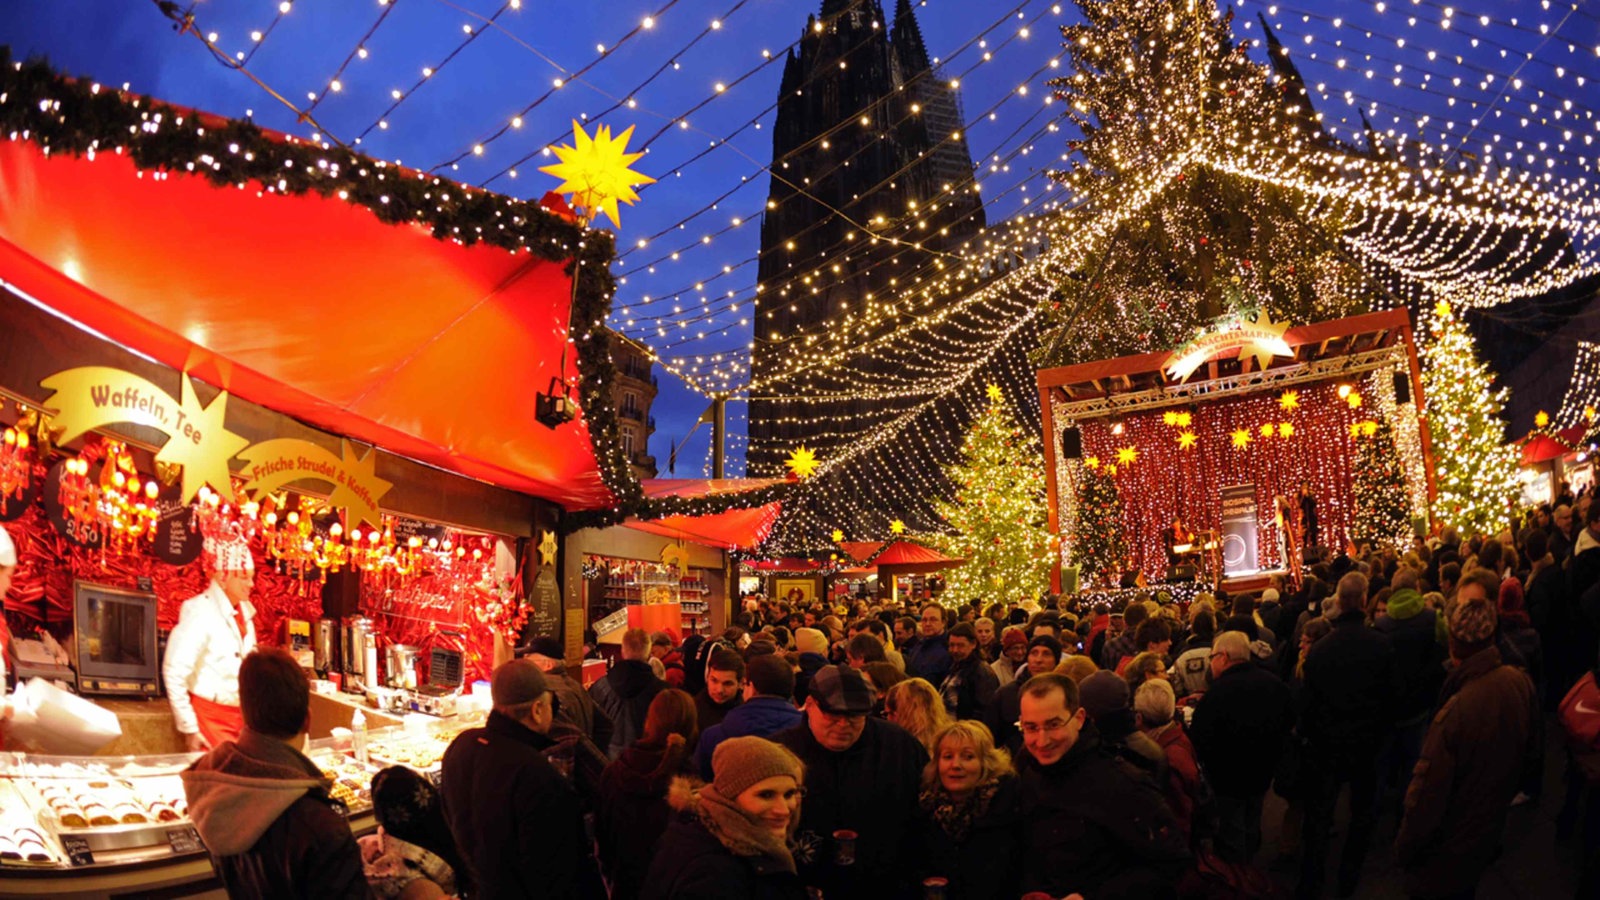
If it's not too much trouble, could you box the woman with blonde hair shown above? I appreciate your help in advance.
[917,720,1021,899]
[883,678,952,756]
[1055,654,1099,684]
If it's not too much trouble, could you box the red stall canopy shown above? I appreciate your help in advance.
[0,140,613,509]
[839,541,964,569]
[621,479,785,550]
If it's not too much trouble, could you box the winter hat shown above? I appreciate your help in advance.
[807,664,875,715]
[522,636,565,660]
[1001,627,1029,649]
[490,658,549,708]
[794,627,829,656]
[1028,634,1064,664]
[1261,588,1280,604]
[1448,597,1498,645]
[711,735,805,800]
[0,524,15,567]
[1078,670,1131,721]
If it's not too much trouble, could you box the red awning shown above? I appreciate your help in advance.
[620,479,785,550]
[1520,427,1584,466]
[742,557,829,573]
[0,140,612,509]
[839,540,962,568]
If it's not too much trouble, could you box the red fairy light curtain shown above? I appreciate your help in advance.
[1080,381,1367,581]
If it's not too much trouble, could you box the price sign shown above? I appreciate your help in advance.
[59,834,94,866]
[166,826,204,854]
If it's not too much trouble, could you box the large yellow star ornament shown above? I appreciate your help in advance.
[538,121,656,228]
[1535,410,1550,428]
[985,384,1003,403]
[889,519,906,535]
[1278,390,1299,411]
[831,529,844,543]
[1116,446,1138,465]
[1177,431,1197,450]
[1231,428,1252,449]
[784,446,819,480]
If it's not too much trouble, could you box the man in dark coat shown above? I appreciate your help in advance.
[442,659,603,899]
[181,649,367,899]
[524,636,612,748]
[1373,566,1446,800]
[906,604,952,686]
[588,627,666,759]
[1297,572,1397,899]
[695,653,804,780]
[1395,574,1538,898]
[940,622,1000,721]
[775,665,929,899]
[1016,673,1189,899]
[1188,631,1294,863]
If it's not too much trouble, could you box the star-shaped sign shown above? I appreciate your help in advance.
[538,530,559,568]
[1259,423,1275,438]
[785,446,820,480]
[327,440,392,528]
[1177,431,1198,450]
[158,377,251,504]
[538,121,656,228]
[1231,428,1252,449]
[1163,411,1179,426]
[1434,300,1454,319]
[1361,421,1379,437]
[1176,412,1192,427]
[1241,310,1293,372]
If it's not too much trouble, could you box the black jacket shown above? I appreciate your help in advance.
[440,711,603,899]
[589,658,667,758]
[940,655,999,722]
[641,814,806,900]
[1187,661,1294,797]
[918,775,1022,900]
[598,739,694,900]
[1374,604,1446,723]
[548,662,613,748]
[695,689,742,732]
[1016,726,1190,900]
[1299,611,1397,767]
[774,717,929,899]
[982,674,1028,754]
[181,729,368,900]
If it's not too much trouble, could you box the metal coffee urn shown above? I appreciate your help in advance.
[343,617,376,692]
[313,619,338,679]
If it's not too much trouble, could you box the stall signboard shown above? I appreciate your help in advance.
[153,481,203,565]
[237,438,392,528]
[1220,483,1260,577]
[526,568,561,640]
[594,607,629,638]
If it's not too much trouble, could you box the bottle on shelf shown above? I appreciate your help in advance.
[352,708,369,766]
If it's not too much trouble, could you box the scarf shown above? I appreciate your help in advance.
[696,785,797,874]
[918,778,1000,845]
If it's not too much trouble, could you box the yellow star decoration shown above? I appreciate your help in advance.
[159,378,251,504]
[1434,300,1454,319]
[1105,464,1118,476]
[1242,310,1293,371]
[1278,422,1295,438]
[1361,420,1379,437]
[1162,411,1179,426]
[1279,390,1300,411]
[538,120,656,228]
[830,529,844,543]
[1085,456,1100,469]
[889,519,906,535]
[1231,428,1252,449]
[1587,406,1598,422]
[1349,422,1363,438]
[1116,446,1138,465]
[784,446,819,480]
[537,530,559,568]
[1535,410,1551,428]
[1346,393,1363,409]
[1176,411,1193,427]
[1259,423,1275,438]
[985,383,1003,402]
[1177,431,1198,450]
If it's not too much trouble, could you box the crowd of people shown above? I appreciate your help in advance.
[179,489,1600,899]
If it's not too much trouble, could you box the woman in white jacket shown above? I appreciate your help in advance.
[164,526,256,752]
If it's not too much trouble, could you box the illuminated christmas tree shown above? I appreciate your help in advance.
[1421,302,1520,538]
[1070,463,1128,588]
[918,387,1054,605]
[1350,418,1412,551]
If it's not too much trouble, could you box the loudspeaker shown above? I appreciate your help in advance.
[1166,564,1197,583]
[1060,426,1083,459]
[1393,371,1411,405]
[321,569,361,618]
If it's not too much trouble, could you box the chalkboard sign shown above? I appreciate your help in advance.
[391,517,448,547]
[153,483,202,565]
[60,833,94,866]
[42,460,103,550]
[526,568,561,640]
[167,825,204,854]
[0,466,40,522]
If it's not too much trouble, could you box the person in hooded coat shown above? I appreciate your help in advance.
[181,648,367,899]
[598,689,701,900]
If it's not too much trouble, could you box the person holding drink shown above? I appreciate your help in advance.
[916,720,1021,899]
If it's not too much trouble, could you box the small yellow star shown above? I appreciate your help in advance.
[1278,422,1295,438]
[1434,300,1453,319]
[985,383,1003,402]
[889,519,906,535]
[1586,406,1597,422]
[537,530,559,567]
[1279,390,1300,411]
[1085,456,1100,469]
[1350,422,1363,438]
[1535,410,1550,428]
[1346,393,1363,409]
[1231,429,1252,449]
[1162,411,1179,426]
[1177,431,1198,450]
[1105,464,1118,476]
[1259,423,1275,438]
[1117,446,1137,465]
[1176,412,1193,427]
[785,446,820,479]
[830,529,844,543]
[1361,420,1379,437]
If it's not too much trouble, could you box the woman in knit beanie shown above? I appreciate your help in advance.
[358,765,466,898]
[641,736,807,899]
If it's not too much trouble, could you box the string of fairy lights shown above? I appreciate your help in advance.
[127,0,1600,545]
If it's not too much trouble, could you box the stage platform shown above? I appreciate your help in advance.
[1218,569,1291,595]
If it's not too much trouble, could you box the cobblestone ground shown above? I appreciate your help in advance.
[1257,720,1583,899]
